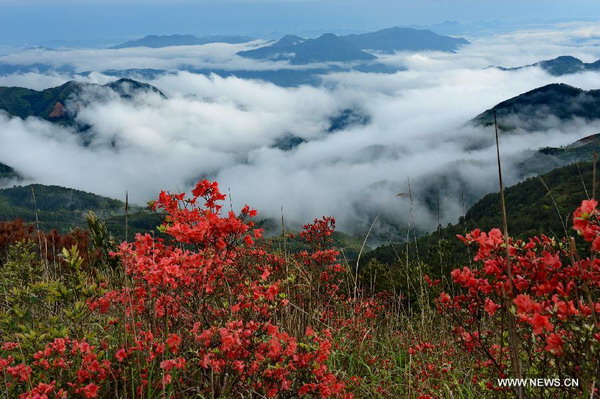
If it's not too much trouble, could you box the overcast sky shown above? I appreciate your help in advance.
[1,0,600,45]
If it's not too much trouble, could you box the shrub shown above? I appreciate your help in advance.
[438,199,600,397]
[82,180,350,398]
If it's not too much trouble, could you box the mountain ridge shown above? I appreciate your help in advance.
[238,27,469,63]
[497,55,600,76]
[0,78,165,125]
[472,83,600,130]
[0,163,20,183]
[0,183,161,239]
[341,27,469,53]
[238,33,377,64]
[111,34,253,49]
[362,161,596,272]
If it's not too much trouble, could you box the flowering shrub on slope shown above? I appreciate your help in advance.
[6,179,599,398]
[1,180,351,398]
[438,199,600,396]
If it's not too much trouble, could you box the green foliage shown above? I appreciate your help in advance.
[0,79,165,124]
[0,82,79,121]
[0,241,101,350]
[0,183,162,240]
[0,162,20,182]
[103,210,164,241]
[473,83,600,129]
[86,211,119,269]
[0,184,124,214]
[465,162,591,237]
[364,162,594,288]
[0,241,39,292]
[268,230,368,261]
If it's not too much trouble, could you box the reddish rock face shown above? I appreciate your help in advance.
[48,101,65,119]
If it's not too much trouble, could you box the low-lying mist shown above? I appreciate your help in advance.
[1,23,600,237]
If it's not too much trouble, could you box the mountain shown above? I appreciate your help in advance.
[111,34,253,49]
[514,133,600,178]
[0,78,164,125]
[472,83,600,130]
[0,184,126,231]
[402,132,600,238]
[535,56,598,76]
[0,163,20,184]
[341,27,469,53]
[0,182,366,253]
[237,28,469,63]
[463,162,592,237]
[104,78,165,99]
[270,108,371,151]
[238,33,377,64]
[237,35,306,60]
[0,81,82,122]
[532,133,600,166]
[327,108,371,133]
[498,56,600,76]
[270,35,306,47]
[0,184,161,239]
[0,184,124,215]
[0,63,75,75]
[363,161,595,273]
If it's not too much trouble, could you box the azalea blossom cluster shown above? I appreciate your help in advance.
[406,340,458,399]
[89,180,352,398]
[437,199,600,395]
[13,179,599,397]
[1,338,109,399]
[0,180,355,398]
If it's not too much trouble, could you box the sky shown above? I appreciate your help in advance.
[1,0,600,45]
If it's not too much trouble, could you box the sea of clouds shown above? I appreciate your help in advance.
[1,22,600,237]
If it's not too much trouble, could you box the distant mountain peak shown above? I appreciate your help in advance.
[472,83,600,130]
[566,133,600,149]
[317,33,339,40]
[106,78,166,98]
[341,26,469,53]
[497,55,600,76]
[0,162,21,183]
[273,35,306,47]
[111,34,253,49]
[0,78,165,126]
[237,27,468,64]
[502,82,581,101]
[548,55,581,62]
[238,32,376,64]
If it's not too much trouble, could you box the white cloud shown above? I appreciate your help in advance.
[1,24,600,237]
[0,41,330,75]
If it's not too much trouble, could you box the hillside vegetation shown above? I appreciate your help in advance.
[473,83,600,129]
[0,178,597,398]
[363,161,595,274]
[0,184,161,239]
[0,162,20,182]
[0,79,164,126]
